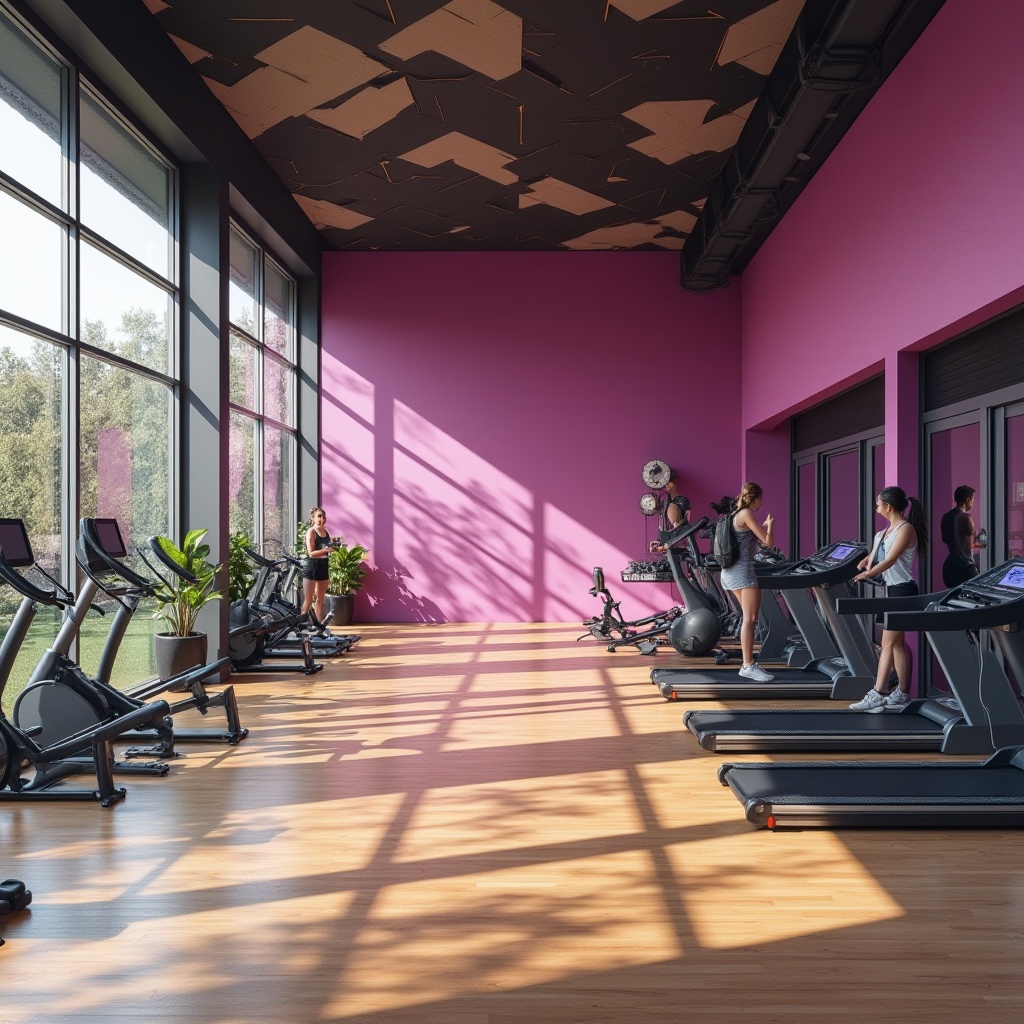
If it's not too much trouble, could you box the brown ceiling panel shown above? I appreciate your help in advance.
[148,0,807,250]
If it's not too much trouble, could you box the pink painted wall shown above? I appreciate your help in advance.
[741,0,1024,431]
[321,252,741,622]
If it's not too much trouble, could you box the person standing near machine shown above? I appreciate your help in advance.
[721,482,774,682]
[940,485,982,588]
[649,469,691,552]
[301,506,334,622]
[849,486,929,712]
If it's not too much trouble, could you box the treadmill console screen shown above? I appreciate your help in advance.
[996,564,1024,591]
[0,518,34,568]
[94,518,127,558]
[828,544,857,562]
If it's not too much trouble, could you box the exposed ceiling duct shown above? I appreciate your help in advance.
[681,0,948,291]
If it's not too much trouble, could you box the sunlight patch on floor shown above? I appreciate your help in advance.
[669,833,904,947]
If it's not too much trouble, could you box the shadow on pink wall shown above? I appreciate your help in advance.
[321,252,742,623]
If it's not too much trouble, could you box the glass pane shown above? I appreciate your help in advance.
[826,449,860,543]
[264,352,294,427]
[229,410,258,541]
[929,422,981,592]
[229,228,258,336]
[0,324,64,566]
[80,90,171,278]
[0,11,63,207]
[80,241,172,373]
[0,188,64,332]
[264,261,292,359]
[1006,413,1024,561]
[78,358,171,690]
[796,461,815,557]
[229,331,259,411]
[263,424,294,555]
[872,443,885,529]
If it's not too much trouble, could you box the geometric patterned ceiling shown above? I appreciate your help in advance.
[144,0,805,251]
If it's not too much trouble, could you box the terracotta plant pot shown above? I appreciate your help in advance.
[154,632,208,682]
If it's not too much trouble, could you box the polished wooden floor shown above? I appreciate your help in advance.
[3,622,1024,1023]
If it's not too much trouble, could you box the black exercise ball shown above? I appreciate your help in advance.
[668,607,721,657]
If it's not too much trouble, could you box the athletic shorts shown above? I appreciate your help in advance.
[302,557,328,582]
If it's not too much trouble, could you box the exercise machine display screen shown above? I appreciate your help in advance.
[94,518,127,558]
[828,544,857,562]
[996,564,1024,591]
[0,518,34,568]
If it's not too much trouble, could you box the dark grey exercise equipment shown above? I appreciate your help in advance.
[686,564,1024,753]
[0,518,171,807]
[717,557,1024,829]
[651,540,872,700]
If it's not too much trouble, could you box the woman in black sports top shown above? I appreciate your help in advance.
[301,506,333,622]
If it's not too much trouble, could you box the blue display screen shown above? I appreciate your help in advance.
[997,565,1024,590]
[830,544,856,561]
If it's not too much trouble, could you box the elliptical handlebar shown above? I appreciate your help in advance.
[0,557,76,609]
[658,515,710,549]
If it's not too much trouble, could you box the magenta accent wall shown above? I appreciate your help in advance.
[321,252,741,622]
[740,0,1024,432]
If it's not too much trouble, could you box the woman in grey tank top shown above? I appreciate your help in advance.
[849,485,929,713]
[721,482,775,683]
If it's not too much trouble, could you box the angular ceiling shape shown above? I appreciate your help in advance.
[149,0,807,250]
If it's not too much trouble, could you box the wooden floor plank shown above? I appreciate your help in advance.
[2,622,1024,1023]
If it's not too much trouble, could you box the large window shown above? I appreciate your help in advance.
[0,5,177,701]
[228,225,296,554]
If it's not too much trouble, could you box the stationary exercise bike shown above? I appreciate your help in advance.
[0,518,172,806]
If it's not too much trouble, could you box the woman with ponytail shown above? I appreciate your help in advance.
[849,486,929,712]
[720,482,775,682]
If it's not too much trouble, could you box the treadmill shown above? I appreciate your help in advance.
[684,569,1024,753]
[651,540,873,701]
[717,558,1024,829]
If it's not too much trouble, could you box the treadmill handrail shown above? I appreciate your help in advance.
[836,592,935,615]
[884,599,1024,632]
[759,542,869,590]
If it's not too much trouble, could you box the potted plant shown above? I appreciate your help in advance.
[326,538,368,626]
[151,528,222,680]
[228,530,257,604]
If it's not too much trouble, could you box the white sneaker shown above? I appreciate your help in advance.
[738,663,775,683]
[883,688,909,709]
[849,688,886,713]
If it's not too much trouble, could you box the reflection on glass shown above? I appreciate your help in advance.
[1006,414,1024,561]
[263,424,294,555]
[264,261,292,358]
[229,331,258,411]
[827,450,860,543]
[264,352,294,426]
[80,91,171,279]
[0,11,63,208]
[229,229,258,336]
[78,357,170,690]
[229,410,258,541]
[80,241,171,373]
[0,324,64,572]
[0,189,64,332]
[797,461,815,557]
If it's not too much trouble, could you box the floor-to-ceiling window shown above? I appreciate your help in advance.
[0,4,177,698]
[228,223,297,555]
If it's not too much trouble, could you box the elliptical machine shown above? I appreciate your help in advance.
[0,517,172,806]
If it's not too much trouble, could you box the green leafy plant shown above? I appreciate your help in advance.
[228,531,257,604]
[295,519,310,557]
[151,528,222,637]
[327,539,369,596]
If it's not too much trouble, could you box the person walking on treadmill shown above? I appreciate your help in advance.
[849,486,929,712]
[940,485,982,588]
[721,482,774,682]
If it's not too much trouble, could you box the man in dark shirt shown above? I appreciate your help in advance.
[940,484,980,587]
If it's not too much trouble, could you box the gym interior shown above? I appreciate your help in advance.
[2,0,1024,1021]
